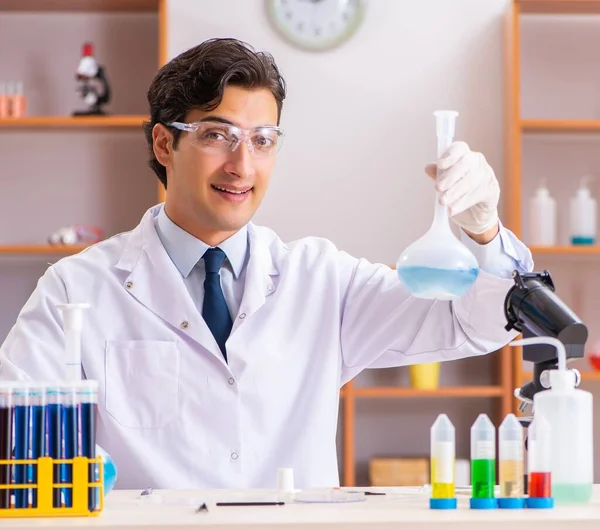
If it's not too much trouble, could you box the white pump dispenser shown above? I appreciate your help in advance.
[57,303,90,381]
[510,337,593,504]
[570,176,596,245]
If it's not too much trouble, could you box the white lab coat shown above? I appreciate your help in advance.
[0,205,524,490]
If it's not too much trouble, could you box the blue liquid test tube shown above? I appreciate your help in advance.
[30,383,46,508]
[13,383,31,508]
[62,383,78,508]
[77,380,99,512]
[0,382,15,509]
[46,386,63,508]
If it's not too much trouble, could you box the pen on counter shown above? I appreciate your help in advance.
[216,501,285,506]
[349,490,386,495]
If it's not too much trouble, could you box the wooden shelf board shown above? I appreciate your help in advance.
[521,119,600,133]
[530,245,600,254]
[0,116,148,128]
[353,386,503,398]
[518,0,600,14]
[0,0,159,12]
[0,245,88,255]
[522,371,600,381]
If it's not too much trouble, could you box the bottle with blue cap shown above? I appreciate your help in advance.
[470,413,497,509]
[429,413,457,509]
[497,413,525,509]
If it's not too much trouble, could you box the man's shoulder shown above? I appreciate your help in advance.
[50,229,133,277]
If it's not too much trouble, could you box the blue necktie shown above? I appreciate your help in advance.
[202,248,232,360]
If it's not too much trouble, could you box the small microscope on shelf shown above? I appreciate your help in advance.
[504,269,588,428]
[72,42,111,116]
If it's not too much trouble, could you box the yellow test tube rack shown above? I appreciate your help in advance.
[0,456,104,518]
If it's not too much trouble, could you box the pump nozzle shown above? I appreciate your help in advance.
[433,110,458,157]
[57,303,90,381]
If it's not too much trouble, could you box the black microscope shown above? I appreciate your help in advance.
[504,269,588,427]
[503,270,588,494]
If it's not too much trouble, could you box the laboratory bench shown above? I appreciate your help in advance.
[1,486,600,529]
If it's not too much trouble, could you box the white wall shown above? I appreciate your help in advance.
[167,0,510,266]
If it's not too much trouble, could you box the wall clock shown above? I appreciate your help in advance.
[266,0,365,52]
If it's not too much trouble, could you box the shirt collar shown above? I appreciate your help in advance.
[154,205,248,279]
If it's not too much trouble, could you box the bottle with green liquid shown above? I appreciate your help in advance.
[470,413,497,509]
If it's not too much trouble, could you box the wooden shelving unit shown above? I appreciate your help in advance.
[0,0,167,256]
[505,0,600,413]
[353,386,504,398]
[522,119,600,133]
[0,245,88,255]
[529,245,600,255]
[0,116,148,128]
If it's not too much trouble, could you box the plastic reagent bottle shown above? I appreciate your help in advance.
[529,179,557,246]
[429,413,456,509]
[498,413,525,509]
[510,336,593,505]
[570,176,596,245]
[470,413,497,509]
[526,417,554,509]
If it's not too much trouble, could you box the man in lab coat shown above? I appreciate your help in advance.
[0,38,532,490]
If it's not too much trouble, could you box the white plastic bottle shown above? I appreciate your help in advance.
[510,337,594,505]
[529,180,557,246]
[570,176,596,245]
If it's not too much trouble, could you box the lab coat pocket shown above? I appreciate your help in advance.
[105,340,180,429]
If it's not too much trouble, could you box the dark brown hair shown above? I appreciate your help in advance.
[142,38,286,188]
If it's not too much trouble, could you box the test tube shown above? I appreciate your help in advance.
[498,413,525,509]
[46,386,63,507]
[13,383,31,508]
[78,380,99,512]
[30,383,47,508]
[526,417,554,509]
[470,413,497,509]
[62,383,78,508]
[0,382,14,509]
[429,413,457,509]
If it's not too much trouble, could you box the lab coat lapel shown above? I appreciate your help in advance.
[231,223,279,333]
[115,206,226,363]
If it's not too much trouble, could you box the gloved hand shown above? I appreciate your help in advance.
[425,141,500,235]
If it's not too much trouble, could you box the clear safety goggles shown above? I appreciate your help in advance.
[168,120,285,156]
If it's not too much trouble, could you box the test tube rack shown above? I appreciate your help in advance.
[0,456,104,518]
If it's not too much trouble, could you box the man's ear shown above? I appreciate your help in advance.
[153,123,174,167]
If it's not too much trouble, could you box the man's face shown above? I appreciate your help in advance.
[154,85,280,244]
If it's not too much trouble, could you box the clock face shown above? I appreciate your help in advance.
[267,0,364,51]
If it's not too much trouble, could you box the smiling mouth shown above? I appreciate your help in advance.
[211,184,252,195]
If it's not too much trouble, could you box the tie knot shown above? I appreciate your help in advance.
[203,247,226,274]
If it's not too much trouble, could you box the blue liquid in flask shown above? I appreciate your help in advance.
[397,265,479,299]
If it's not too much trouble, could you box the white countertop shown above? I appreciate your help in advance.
[1,486,599,529]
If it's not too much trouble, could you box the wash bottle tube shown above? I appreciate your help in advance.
[470,413,497,509]
[30,383,47,508]
[62,383,78,508]
[0,383,14,509]
[13,383,31,508]
[429,413,457,509]
[78,380,99,512]
[46,386,63,507]
[498,413,525,509]
[526,417,554,508]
